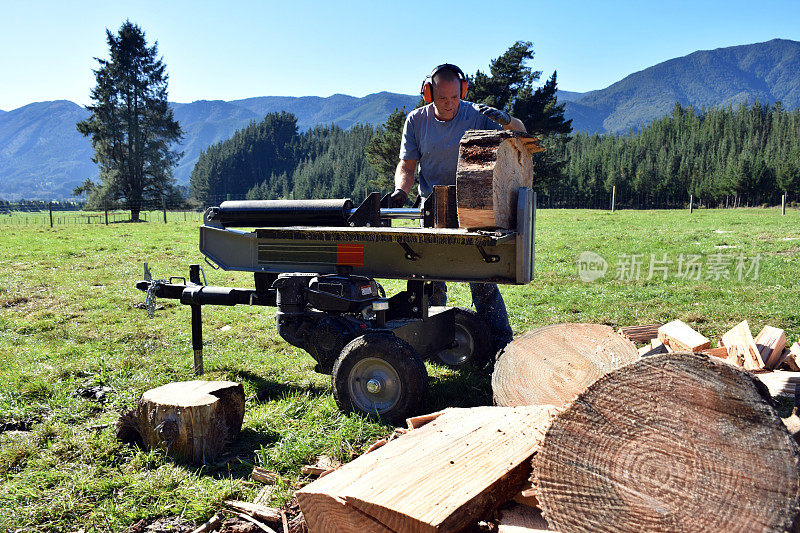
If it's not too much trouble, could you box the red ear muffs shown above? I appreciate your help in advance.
[420,64,468,103]
[421,80,433,103]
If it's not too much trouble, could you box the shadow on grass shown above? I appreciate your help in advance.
[204,427,282,479]
[221,368,327,403]
[426,367,493,412]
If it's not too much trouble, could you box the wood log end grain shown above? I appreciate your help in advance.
[492,323,639,408]
[535,352,800,533]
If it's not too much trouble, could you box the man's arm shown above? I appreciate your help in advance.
[390,159,417,207]
[475,104,527,132]
[394,159,417,194]
[504,117,526,132]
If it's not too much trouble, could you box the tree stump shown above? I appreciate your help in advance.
[534,353,800,532]
[455,130,544,229]
[117,380,244,464]
[492,323,639,408]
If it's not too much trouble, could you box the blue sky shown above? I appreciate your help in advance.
[1,0,799,111]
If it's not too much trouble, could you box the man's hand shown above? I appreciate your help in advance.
[476,104,512,126]
[389,188,409,208]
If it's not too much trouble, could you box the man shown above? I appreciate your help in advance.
[390,63,526,354]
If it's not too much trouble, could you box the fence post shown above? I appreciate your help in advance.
[611,185,616,212]
[49,202,53,228]
[162,198,167,224]
[689,194,693,214]
[782,194,786,215]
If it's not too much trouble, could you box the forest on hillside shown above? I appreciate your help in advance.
[548,102,800,208]
[189,112,378,205]
[190,101,800,209]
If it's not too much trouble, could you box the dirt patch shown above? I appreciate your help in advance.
[126,516,193,533]
[0,419,33,434]
[1,295,29,308]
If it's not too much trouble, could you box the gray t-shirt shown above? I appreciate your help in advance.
[399,101,503,197]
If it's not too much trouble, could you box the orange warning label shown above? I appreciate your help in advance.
[336,243,364,267]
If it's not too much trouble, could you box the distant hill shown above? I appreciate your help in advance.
[0,101,96,200]
[556,90,586,103]
[0,92,418,200]
[565,38,800,133]
[3,39,800,199]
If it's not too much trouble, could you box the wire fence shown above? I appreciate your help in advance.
[0,207,204,226]
[0,189,794,226]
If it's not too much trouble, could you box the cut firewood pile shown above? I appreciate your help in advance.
[619,318,800,396]
[293,321,800,532]
[147,320,800,532]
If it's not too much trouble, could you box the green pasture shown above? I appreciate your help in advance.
[0,207,798,531]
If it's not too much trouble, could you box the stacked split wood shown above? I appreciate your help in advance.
[455,130,544,229]
[657,319,710,352]
[296,405,559,533]
[492,323,639,408]
[619,319,799,397]
[534,353,800,532]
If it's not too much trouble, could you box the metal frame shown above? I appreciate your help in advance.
[198,187,536,285]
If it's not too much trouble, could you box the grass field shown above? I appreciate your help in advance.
[1,207,799,531]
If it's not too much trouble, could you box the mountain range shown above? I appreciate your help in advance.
[1,38,799,200]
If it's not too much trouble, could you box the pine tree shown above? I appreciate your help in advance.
[469,42,572,188]
[365,107,407,191]
[77,21,182,221]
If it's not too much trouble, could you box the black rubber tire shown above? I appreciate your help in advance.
[432,307,493,370]
[332,333,428,424]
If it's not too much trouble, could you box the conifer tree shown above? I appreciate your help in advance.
[365,107,408,191]
[77,21,182,220]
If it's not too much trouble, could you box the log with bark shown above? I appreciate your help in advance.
[455,130,544,229]
[296,405,559,533]
[116,380,244,464]
[617,324,662,344]
[492,323,639,408]
[533,353,800,532]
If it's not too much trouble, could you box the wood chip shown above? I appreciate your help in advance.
[224,500,281,523]
[406,410,445,429]
[236,512,279,533]
[251,467,278,484]
[365,439,388,454]
[657,320,710,352]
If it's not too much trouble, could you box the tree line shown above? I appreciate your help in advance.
[550,102,800,208]
[190,115,379,204]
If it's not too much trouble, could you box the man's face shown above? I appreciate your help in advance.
[432,78,461,121]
